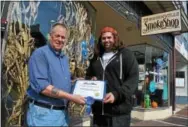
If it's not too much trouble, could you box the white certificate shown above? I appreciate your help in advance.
[73,80,106,100]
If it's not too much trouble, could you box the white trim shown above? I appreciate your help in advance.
[100,58,105,70]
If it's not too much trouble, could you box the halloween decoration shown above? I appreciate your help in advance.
[151,101,158,108]
[144,94,151,108]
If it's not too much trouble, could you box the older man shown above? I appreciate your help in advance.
[26,23,85,126]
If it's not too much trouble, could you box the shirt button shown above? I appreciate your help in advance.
[65,77,67,80]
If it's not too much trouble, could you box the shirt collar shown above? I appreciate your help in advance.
[48,44,64,57]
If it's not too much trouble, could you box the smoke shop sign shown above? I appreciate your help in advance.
[141,10,181,36]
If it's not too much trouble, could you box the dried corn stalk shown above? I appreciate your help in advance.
[60,2,94,78]
[2,1,39,126]
[2,21,35,127]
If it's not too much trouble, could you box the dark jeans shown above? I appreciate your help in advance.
[93,113,131,127]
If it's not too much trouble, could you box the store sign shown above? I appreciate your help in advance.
[141,10,181,36]
[175,37,188,60]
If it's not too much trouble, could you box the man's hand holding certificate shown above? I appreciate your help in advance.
[72,80,106,115]
[73,80,106,101]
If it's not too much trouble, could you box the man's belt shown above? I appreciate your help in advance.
[29,99,66,110]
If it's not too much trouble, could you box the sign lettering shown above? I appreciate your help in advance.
[141,10,181,35]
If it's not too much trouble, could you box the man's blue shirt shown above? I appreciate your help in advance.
[27,45,71,106]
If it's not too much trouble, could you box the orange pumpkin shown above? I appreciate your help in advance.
[152,101,158,108]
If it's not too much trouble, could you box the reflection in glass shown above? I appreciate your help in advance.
[128,44,169,108]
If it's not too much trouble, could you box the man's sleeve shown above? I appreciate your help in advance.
[28,50,50,93]
[85,55,97,80]
[85,62,93,80]
[112,50,139,103]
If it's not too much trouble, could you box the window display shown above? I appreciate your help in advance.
[128,44,169,108]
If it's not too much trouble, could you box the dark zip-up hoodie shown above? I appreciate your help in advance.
[86,48,139,116]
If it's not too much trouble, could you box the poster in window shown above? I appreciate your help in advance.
[139,64,145,72]
[139,64,145,80]
[176,78,185,87]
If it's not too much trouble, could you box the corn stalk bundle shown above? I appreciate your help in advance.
[2,1,39,126]
[60,2,94,78]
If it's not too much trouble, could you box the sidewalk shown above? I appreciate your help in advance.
[131,105,188,126]
[69,105,188,126]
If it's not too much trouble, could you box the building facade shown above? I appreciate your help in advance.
[174,2,188,105]
[175,33,188,104]
[89,1,188,120]
[1,1,188,126]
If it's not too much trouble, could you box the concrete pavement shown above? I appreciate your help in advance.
[131,105,188,127]
[69,104,188,126]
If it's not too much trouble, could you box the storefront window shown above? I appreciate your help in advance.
[128,44,169,109]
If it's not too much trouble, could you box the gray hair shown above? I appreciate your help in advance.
[50,23,68,34]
